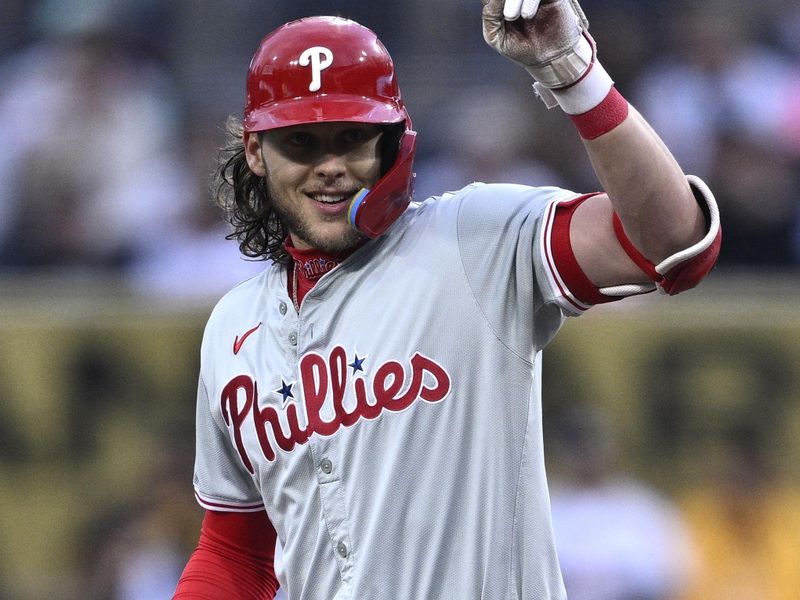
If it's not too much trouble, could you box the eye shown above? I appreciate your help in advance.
[285,131,313,147]
[340,128,368,144]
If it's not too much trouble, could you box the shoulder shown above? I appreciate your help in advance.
[460,182,576,214]
[412,182,577,219]
[201,265,276,357]
[444,183,579,239]
[385,183,580,255]
[211,266,272,318]
[399,182,574,226]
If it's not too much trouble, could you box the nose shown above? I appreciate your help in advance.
[314,152,347,181]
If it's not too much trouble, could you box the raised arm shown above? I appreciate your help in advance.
[482,0,720,296]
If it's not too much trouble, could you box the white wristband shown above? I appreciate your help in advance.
[549,60,614,115]
[528,33,614,115]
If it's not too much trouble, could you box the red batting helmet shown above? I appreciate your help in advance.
[244,16,417,238]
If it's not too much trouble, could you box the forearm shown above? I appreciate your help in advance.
[582,106,706,263]
[483,0,706,261]
[485,0,720,294]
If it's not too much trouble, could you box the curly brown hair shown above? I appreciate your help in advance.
[214,117,291,265]
[213,117,404,266]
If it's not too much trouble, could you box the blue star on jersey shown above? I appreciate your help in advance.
[349,354,366,374]
[275,379,295,406]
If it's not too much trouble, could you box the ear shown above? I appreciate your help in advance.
[244,131,267,176]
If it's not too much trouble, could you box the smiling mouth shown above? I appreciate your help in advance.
[306,192,356,205]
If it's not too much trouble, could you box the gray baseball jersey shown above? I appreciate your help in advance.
[193,182,595,599]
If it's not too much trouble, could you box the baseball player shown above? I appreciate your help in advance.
[174,1,721,598]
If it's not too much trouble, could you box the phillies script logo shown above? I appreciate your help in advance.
[220,346,451,471]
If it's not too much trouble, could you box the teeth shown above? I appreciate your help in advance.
[311,194,349,204]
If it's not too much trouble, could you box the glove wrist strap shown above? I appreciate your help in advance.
[524,32,594,89]
[548,58,614,115]
[528,32,614,111]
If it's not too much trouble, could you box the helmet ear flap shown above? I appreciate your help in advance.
[348,129,417,238]
[379,123,406,177]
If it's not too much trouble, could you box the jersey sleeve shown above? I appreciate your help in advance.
[193,373,265,512]
[454,182,648,353]
[454,183,577,353]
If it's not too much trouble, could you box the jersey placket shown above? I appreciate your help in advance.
[294,280,357,594]
[308,440,356,592]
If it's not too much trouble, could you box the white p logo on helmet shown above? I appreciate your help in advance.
[299,46,334,92]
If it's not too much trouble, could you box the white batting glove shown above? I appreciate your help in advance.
[482,0,591,88]
[503,0,542,21]
[482,0,616,116]
[501,0,587,23]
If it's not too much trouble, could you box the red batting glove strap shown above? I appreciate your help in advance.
[569,87,630,140]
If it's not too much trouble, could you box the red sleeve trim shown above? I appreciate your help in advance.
[173,510,279,599]
[195,490,265,512]
[546,194,623,308]
[541,200,589,313]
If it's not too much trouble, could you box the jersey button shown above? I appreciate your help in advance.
[336,541,348,558]
[320,458,333,474]
[279,301,288,315]
[288,332,297,346]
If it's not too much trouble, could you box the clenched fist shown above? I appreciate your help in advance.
[482,0,591,89]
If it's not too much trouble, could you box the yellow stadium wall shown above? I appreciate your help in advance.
[0,283,798,598]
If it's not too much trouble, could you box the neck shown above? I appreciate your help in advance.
[284,238,358,309]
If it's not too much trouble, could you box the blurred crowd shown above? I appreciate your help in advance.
[1,1,799,599]
[0,0,798,301]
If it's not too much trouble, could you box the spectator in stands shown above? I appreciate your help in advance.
[549,406,696,600]
[0,0,189,271]
[632,0,800,268]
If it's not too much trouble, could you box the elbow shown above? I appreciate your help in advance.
[653,175,722,295]
[640,175,717,263]
[616,175,722,295]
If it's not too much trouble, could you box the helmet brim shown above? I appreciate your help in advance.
[243,94,408,132]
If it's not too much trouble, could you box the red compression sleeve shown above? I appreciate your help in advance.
[173,510,279,599]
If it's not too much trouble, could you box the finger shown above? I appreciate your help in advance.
[482,0,504,31]
[569,0,589,28]
[520,0,541,19]
[482,2,505,45]
[503,0,524,20]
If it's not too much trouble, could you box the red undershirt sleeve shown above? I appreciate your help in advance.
[173,509,279,599]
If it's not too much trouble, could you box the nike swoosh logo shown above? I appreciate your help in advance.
[233,322,262,355]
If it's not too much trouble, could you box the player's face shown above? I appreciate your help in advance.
[246,121,384,252]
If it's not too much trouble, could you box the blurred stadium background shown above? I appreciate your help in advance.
[0,0,798,598]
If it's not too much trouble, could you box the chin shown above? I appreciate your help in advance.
[301,225,364,253]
